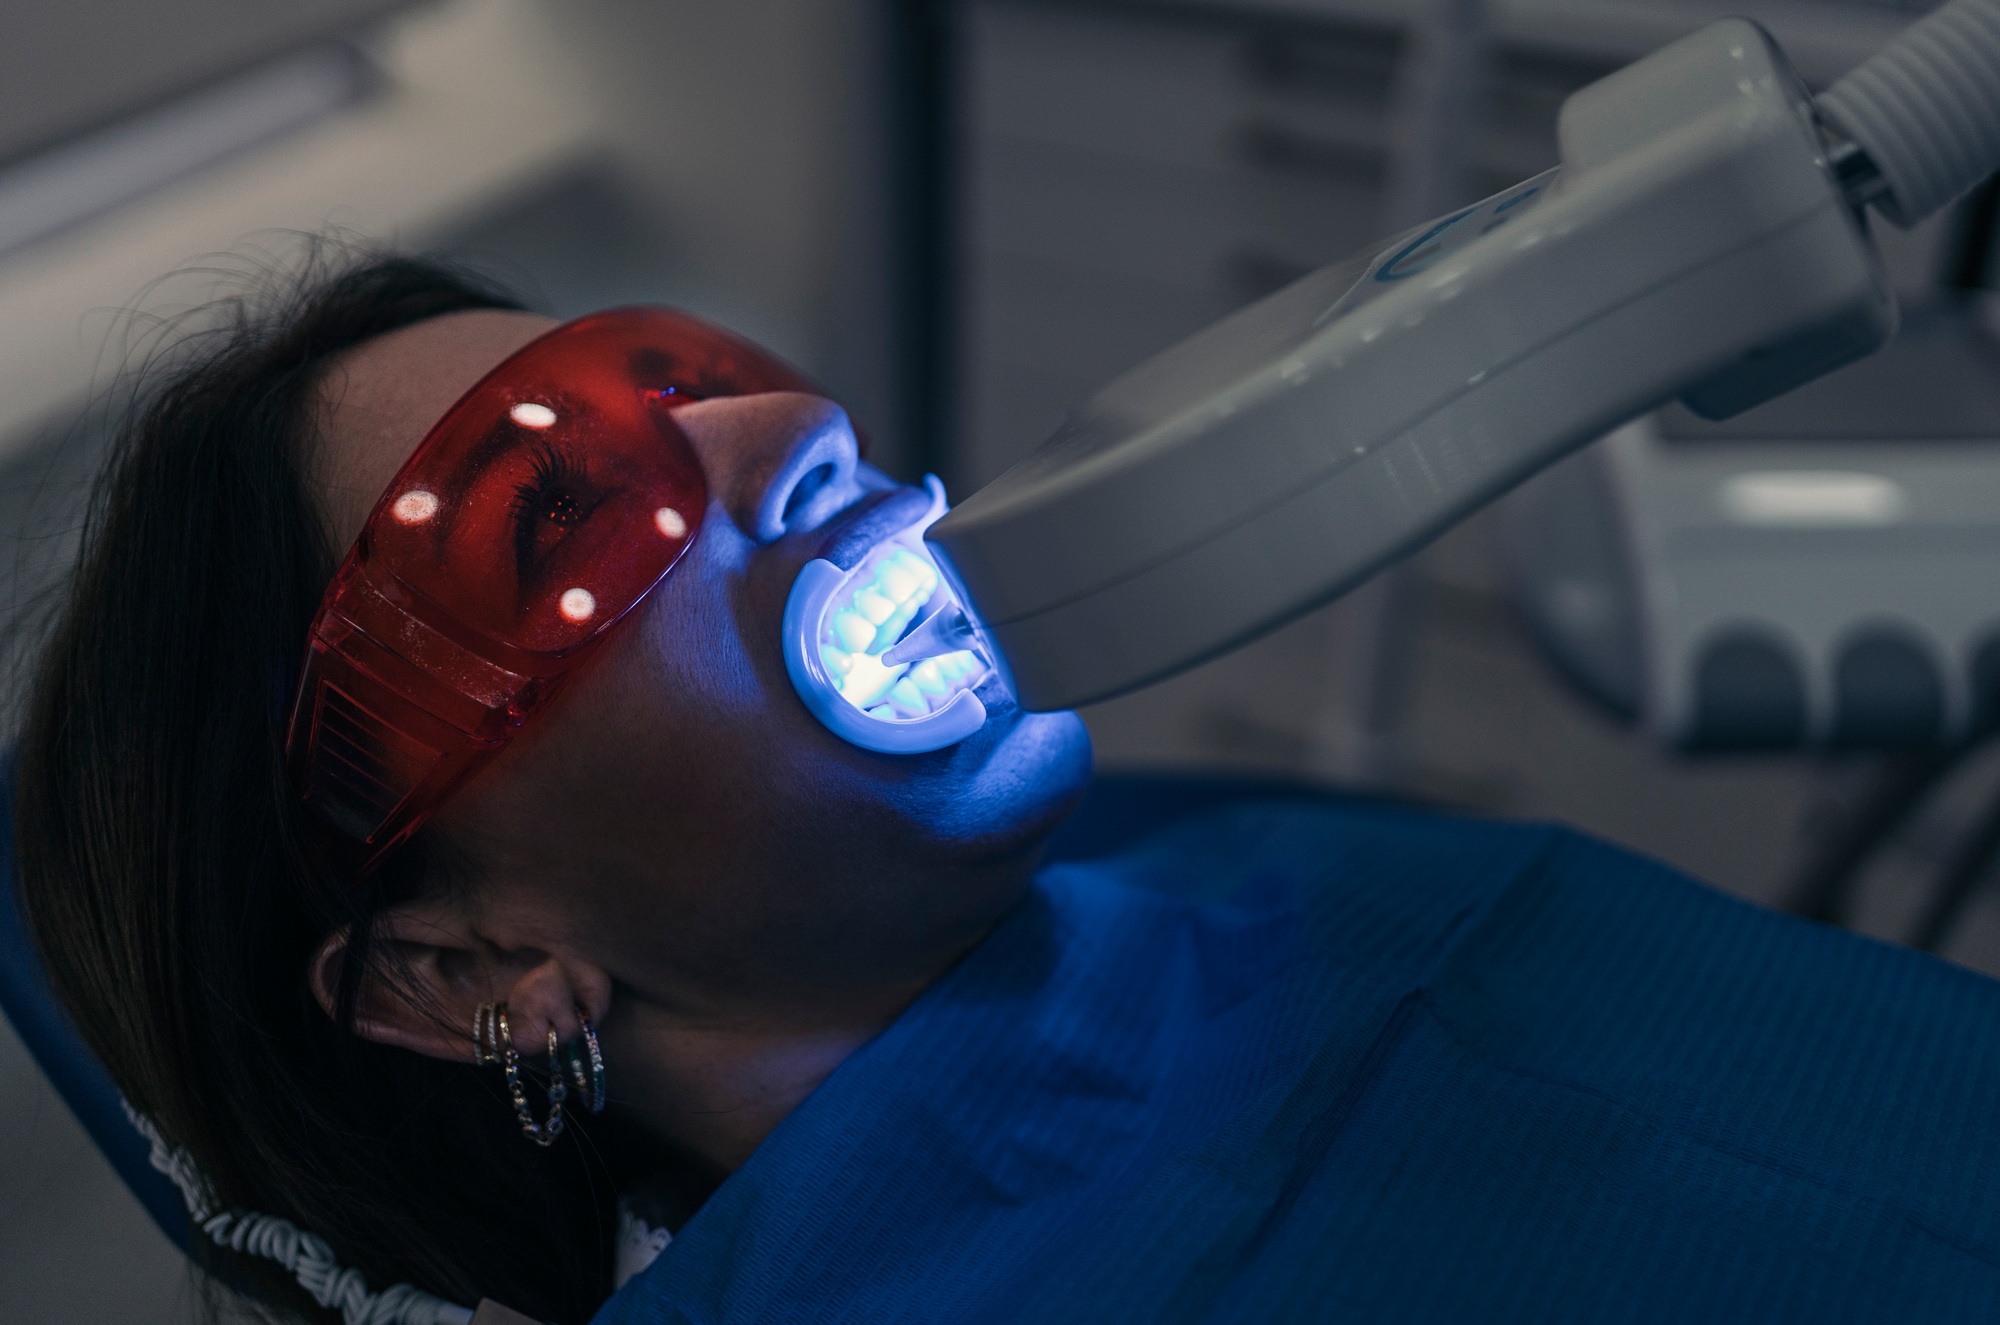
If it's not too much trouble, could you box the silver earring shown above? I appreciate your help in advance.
[496,1006,566,1147]
[564,1010,607,1114]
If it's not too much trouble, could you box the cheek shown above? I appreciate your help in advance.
[590,524,823,807]
[430,529,815,882]
[629,530,772,719]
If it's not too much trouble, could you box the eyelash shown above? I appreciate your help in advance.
[510,444,596,581]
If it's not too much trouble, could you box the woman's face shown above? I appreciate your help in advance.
[314,310,1092,1005]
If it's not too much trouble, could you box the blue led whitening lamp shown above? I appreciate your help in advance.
[927,5,2000,713]
[784,476,994,753]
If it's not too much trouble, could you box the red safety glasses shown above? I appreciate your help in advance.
[286,307,819,869]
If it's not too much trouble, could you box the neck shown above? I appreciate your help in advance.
[600,975,940,1173]
[591,844,1054,1174]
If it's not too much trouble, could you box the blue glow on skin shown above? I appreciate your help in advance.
[501,435,1094,997]
[308,340,1094,1181]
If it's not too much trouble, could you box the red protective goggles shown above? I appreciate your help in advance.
[286,306,819,869]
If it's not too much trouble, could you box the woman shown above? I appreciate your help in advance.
[17,255,2000,1324]
[16,252,1091,1321]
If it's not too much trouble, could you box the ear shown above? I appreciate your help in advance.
[308,902,612,1064]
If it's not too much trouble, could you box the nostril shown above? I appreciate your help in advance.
[745,399,859,542]
[782,462,838,525]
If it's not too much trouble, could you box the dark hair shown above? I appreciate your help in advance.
[13,252,657,1322]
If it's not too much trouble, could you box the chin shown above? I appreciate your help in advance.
[900,702,1093,859]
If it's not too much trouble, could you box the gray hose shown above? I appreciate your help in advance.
[1817,0,2000,227]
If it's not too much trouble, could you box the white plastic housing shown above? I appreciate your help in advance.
[928,19,1894,712]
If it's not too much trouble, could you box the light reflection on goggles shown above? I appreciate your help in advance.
[287,306,819,871]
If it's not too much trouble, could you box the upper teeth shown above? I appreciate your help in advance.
[819,546,985,720]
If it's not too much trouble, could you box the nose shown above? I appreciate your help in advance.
[670,392,861,544]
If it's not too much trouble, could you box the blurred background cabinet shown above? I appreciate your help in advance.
[949,0,1933,490]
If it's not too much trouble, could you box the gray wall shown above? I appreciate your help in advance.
[551,0,910,473]
[0,0,411,162]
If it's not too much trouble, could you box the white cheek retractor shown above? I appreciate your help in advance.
[783,476,996,753]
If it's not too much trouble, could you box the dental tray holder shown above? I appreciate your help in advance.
[928,20,1895,712]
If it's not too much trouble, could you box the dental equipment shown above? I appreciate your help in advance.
[782,476,995,753]
[1507,301,2000,753]
[923,0,2000,714]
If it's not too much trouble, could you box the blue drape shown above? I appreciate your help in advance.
[597,799,2000,1323]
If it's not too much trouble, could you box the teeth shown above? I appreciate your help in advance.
[839,652,905,708]
[870,601,925,654]
[832,611,876,652]
[853,589,896,625]
[910,659,949,696]
[820,542,987,724]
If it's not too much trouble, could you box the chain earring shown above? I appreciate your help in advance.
[564,1009,607,1114]
[496,1006,566,1147]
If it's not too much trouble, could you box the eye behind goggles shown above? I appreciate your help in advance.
[286,306,819,871]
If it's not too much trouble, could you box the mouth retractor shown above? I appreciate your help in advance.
[782,476,998,753]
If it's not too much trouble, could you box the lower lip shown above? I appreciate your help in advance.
[781,479,999,754]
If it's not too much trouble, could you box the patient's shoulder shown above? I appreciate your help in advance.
[1068,789,1944,994]
[1052,791,1581,983]
[1078,789,1568,908]
[1123,794,2000,1085]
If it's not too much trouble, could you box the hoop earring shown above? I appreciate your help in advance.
[564,1010,607,1114]
[471,1002,504,1066]
[497,1007,566,1147]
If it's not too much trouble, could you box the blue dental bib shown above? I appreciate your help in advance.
[598,796,2000,1324]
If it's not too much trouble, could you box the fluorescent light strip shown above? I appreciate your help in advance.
[0,44,373,262]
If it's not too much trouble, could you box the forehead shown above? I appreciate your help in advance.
[313,308,560,551]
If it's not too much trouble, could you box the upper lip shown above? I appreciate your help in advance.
[812,483,935,570]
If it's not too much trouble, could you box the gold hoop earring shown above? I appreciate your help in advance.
[471,1002,504,1066]
[497,1007,566,1147]
[564,1010,607,1114]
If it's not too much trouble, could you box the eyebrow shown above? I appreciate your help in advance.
[438,419,522,500]
[393,419,524,569]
